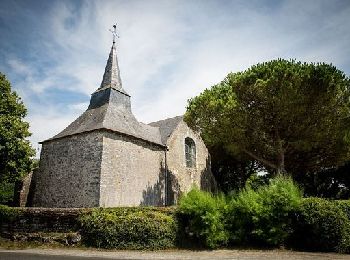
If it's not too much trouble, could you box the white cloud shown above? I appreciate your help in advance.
[69,102,89,112]
[27,111,77,157]
[3,0,350,153]
[7,58,32,76]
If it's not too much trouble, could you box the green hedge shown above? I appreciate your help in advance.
[0,206,177,249]
[177,177,350,253]
[79,207,177,249]
[2,194,350,252]
[335,200,350,220]
[178,175,302,248]
[290,197,350,253]
[228,175,302,247]
[177,188,229,248]
[0,205,24,223]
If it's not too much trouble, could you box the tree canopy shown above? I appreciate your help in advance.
[185,59,350,176]
[0,72,34,184]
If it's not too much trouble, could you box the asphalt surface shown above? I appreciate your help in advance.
[0,252,90,260]
[1,249,350,260]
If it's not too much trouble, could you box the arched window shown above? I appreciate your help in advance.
[185,137,196,168]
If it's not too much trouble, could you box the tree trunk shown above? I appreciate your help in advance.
[276,150,286,175]
[275,129,286,175]
[276,134,286,175]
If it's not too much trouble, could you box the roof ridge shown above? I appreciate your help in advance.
[148,115,184,144]
[148,115,183,125]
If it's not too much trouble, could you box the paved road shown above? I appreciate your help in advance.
[1,249,350,260]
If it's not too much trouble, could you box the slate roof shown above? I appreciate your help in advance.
[149,116,183,145]
[98,42,128,95]
[41,42,164,147]
[47,102,163,146]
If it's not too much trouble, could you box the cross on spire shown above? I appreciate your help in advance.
[109,22,119,43]
[97,22,128,95]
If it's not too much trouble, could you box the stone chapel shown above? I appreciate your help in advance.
[30,38,216,208]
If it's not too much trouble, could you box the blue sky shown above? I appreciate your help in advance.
[0,0,350,154]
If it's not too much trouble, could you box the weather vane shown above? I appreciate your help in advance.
[109,22,120,43]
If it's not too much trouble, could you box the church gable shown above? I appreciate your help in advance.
[149,116,183,145]
[152,118,216,205]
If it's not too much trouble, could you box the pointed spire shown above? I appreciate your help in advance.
[98,42,128,95]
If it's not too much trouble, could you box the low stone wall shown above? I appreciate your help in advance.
[0,206,178,248]
[0,207,90,234]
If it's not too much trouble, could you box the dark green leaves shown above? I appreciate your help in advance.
[185,59,350,176]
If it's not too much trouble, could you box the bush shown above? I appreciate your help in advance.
[0,204,24,223]
[290,197,350,253]
[79,207,177,249]
[0,181,15,206]
[228,175,302,246]
[177,188,229,248]
[334,200,350,220]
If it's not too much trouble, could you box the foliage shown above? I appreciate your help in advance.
[2,198,350,253]
[210,144,259,193]
[177,176,301,248]
[0,181,15,205]
[185,59,350,175]
[177,188,229,248]
[244,172,270,191]
[295,162,350,199]
[0,73,35,203]
[334,200,350,220]
[228,175,302,246]
[291,197,350,253]
[79,207,177,249]
[0,204,24,223]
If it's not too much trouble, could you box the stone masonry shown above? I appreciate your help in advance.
[166,121,215,197]
[150,117,217,205]
[30,40,216,208]
[32,132,104,208]
[100,132,166,207]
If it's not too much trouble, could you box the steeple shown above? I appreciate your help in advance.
[41,22,164,148]
[98,24,128,95]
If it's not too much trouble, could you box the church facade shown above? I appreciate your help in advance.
[30,41,216,208]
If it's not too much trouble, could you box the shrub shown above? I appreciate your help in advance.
[0,182,15,206]
[228,175,302,246]
[177,188,229,248]
[334,200,350,220]
[290,197,350,253]
[79,207,177,249]
[0,204,24,223]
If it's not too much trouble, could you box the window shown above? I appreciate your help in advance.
[185,137,196,168]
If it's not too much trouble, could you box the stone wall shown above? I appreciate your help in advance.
[18,171,33,207]
[100,132,166,207]
[166,121,216,205]
[31,132,104,208]
[29,121,213,208]
[0,207,85,234]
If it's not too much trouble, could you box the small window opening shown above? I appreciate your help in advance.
[185,137,196,168]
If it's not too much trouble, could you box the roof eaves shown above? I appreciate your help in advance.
[40,127,167,149]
